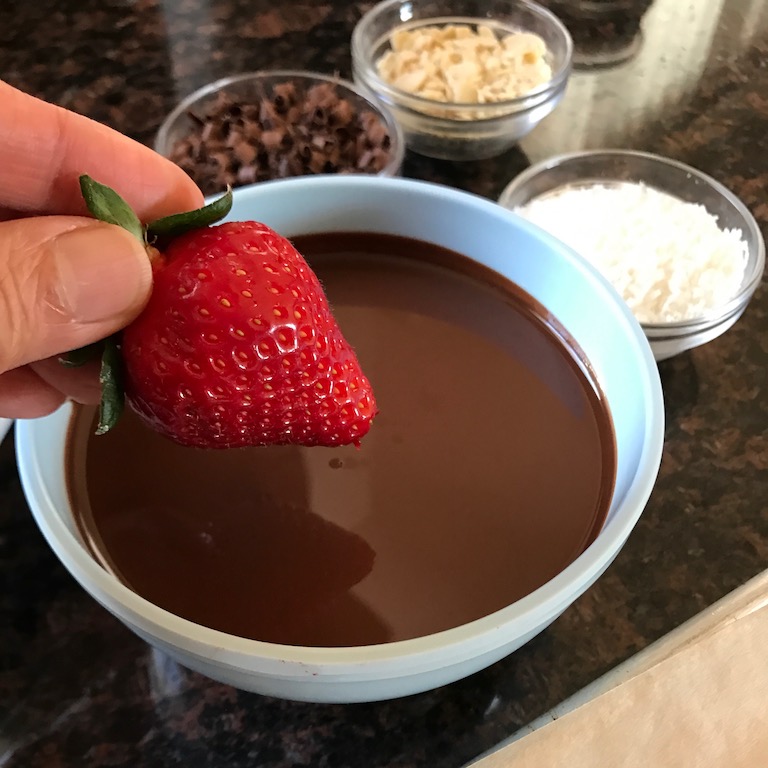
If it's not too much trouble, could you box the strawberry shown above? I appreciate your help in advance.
[64,176,377,449]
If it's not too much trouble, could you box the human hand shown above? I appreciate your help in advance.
[0,81,203,419]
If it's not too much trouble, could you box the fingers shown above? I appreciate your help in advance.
[0,215,151,373]
[0,80,204,221]
[30,357,103,405]
[0,365,64,418]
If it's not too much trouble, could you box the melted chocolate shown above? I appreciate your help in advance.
[67,232,616,647]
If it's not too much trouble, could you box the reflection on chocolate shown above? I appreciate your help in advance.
[67,233,616,647]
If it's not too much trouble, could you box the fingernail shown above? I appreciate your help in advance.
[53,222,151,323]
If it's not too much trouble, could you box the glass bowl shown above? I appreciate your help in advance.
[538,0,653,69]
[155,71,405,195]
[499,150,766,361]
[351,0,573,161]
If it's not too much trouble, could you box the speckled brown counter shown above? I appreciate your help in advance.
[1,1,767,766]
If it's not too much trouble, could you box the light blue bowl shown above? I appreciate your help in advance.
[16,176,663,703]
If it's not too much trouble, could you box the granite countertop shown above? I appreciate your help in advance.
[1,1,767,765]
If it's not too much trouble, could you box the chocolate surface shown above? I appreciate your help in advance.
[68,234,614,647]
[1,0,768,765]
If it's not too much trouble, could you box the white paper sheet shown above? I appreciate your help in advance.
[471,572,768,767]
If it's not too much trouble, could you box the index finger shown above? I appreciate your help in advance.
[0,80,204,222]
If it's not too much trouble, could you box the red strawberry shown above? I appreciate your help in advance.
[65,177,377,449]
[123,221,375,447]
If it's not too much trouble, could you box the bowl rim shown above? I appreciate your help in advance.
[154,69,406,178]
[351,0,574,118]
[16,175,664,671]
[545,0,640,15]
[498,148,767,331]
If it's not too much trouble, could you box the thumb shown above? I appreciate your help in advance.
[0,215,152,373]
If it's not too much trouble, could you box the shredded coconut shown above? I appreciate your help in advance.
[516,182,750,324]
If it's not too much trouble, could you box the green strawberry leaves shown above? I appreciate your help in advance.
[147,187,233,239]
[59,342,102,368]
[61,175,234,435]
[95,338,125,434]
[78,174,234,243]
[79,176,145,243]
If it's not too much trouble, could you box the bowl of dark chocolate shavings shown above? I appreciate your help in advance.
[156,70,405,195]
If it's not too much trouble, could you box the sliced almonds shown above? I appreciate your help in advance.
[376,23,552,119]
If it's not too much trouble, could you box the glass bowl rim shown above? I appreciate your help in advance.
[154,69,406,177]
[351,0,573,116]
[498,148,766,331]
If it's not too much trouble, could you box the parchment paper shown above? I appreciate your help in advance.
[471,572,768,767]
